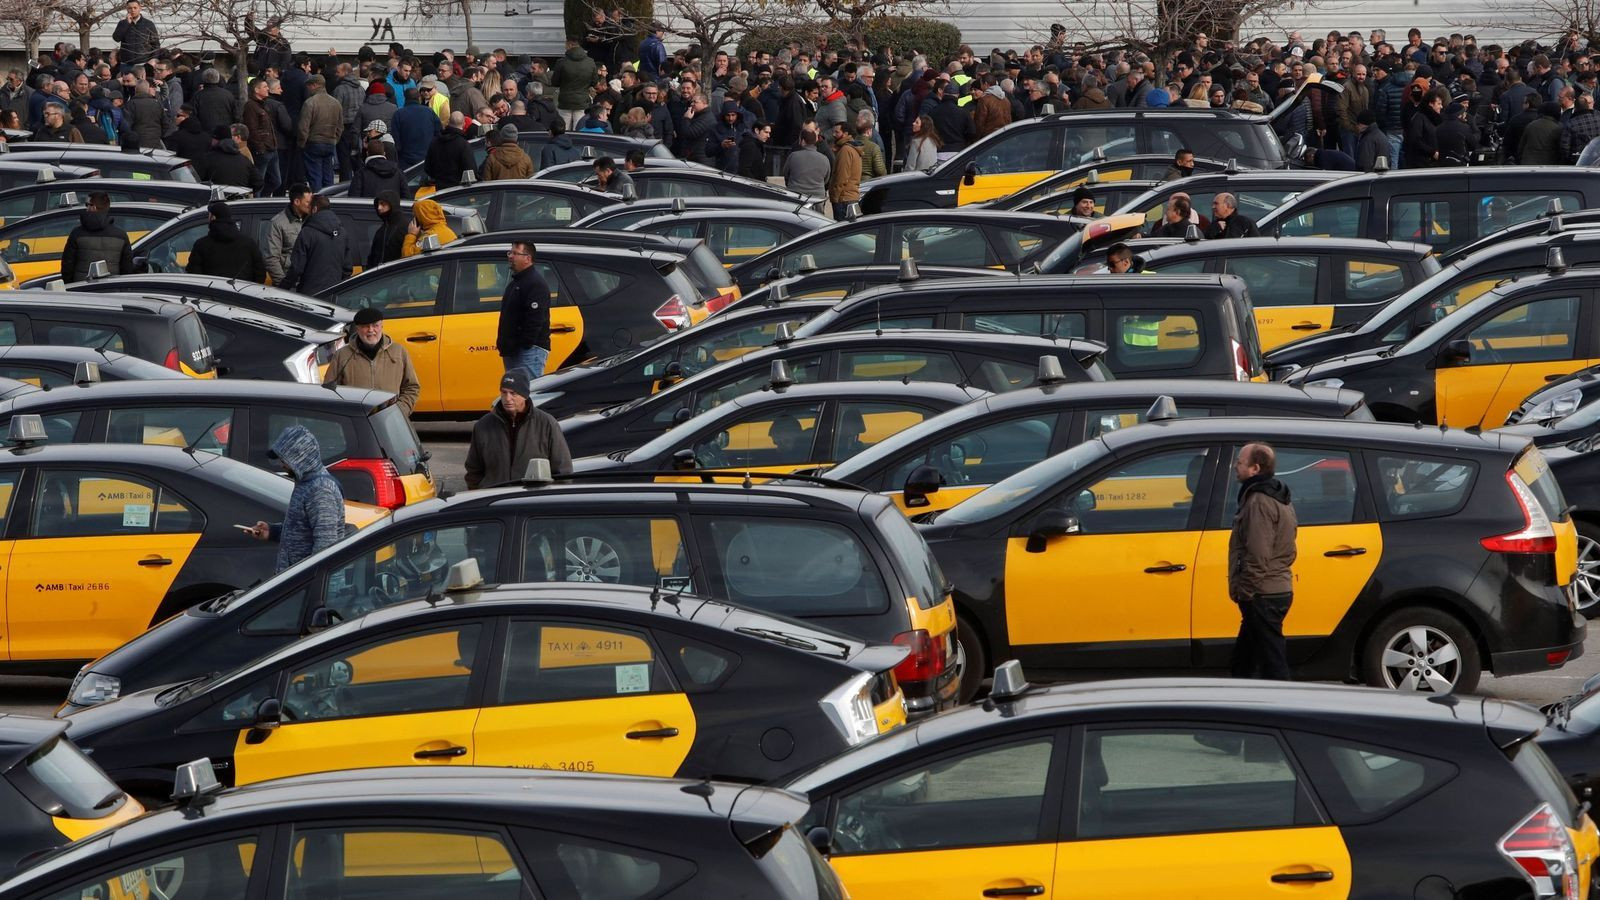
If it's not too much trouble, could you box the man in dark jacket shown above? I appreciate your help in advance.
[739,120,770,180]
[61,193,134,282]
[464,369,574,489]
[242,78,279,192]
[706,100,750,173]
[186,202,266,281]
[351,139,402,198]
[199,126,263,193]
[537,119,580,171]
[1404,88,1445,168]
[391,87,440,168]
[928,81,975,154]
[111,1,159,73]
[124,78,166,150]
[497,240,551,376]
[1436,98,1479,164]
[247,425,345,573]
[165,104,211,161]
[425,112,477,189]
[1228,442,1297,680]
[1354,110,1393,171]
[1205,193,1260,239]
[1519,101,1566,165]
[550,40,598,129]
[192,68,239,136]
[367,190,408,269]
[281,197,351,295]
[32,103,81,142]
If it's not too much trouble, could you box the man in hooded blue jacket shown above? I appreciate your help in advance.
[247,425,347,572]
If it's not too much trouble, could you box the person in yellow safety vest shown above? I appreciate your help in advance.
[1105,243,1162,347]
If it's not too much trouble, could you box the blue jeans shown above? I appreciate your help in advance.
[503,346,550,378]
[303,141,337,191]
[255,150,281,196]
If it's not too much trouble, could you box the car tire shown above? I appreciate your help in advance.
[1360,607,1481,694]
[1574,520,1600,619]
[562,528,633,584]
[955,616,986,705]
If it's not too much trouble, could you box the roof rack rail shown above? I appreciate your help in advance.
[546,469,872,491]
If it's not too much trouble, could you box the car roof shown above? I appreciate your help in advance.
[0,345,156,366]
[771,327,1104,356]
[1265,166,1600,217]
[389,477,886,523]
[190,300,342,340]
[69,274,352,312]
[538,157,716,177]
[634,208,829,225]
[1097,413,1530,456]
[2,289,189,315]
[455,228,700,254]
[0,178,210,195]
[0,714,67,771]
[0,202,187,226]
[763,264,1011,289]
[0,379,389,410]
[716,380,985,407]
[579,196,815,217]
[0,441,243,470]
[1139,236,1435,259]
[434,181,615,201]
[982,379,1363,414]
[832,272,1244,308]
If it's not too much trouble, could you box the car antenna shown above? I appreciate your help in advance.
[92,329,118,356]
[182,418,227,457]
[649,563,701,613]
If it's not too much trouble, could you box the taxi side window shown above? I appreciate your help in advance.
[647,319,794,378]
[1278,200,1362,238]
[1080,729,1319,839]
[496,621,673,704]
[972,127,1054,173]
[1086,406,1210,440]
[323,524,503,620]
[42,322,125,353]
[891,224,991,269]
[285,825,523,897]
[842,314,936,332]
[282,625,482,723]
[516,828,695,899]
[1110,312,1203,371]
[1457,295,1580,364]
[141,220,207,273]
[833,402,932,462]
[0,215,76,263]
[971,358,1050,393]
[1416,271,1527,329]
[1372,455,1477,520]
[1058,448,1208,534]
[1389,197,1454,250]
[1222,256,1321,308]
[840,350,962,383]
[264,411,351,462]
[1221,447,1359,526]
[42,836,258,900]
[0,410,81,442]
[782,230,877,275]
[651,177,719,198]
[646,221,700,239]
[830,738,1055,855]
[689,401,822,469]
[961,311,1086,340]
[521,516,691,589]
[1480,192,1582,231]
[992,228,1055,266]
[705,516,890,615]
[452,261,574,313]
[0,364,65,387]
[570,265,630,305]
[709,222,784,260]
[243,584,310,635]
[1343,259,1406,302]
[887,414,1055,491]
[331,263,444,318]
[682,354,822,418]
[1284,731,1457,824]
[0,320,21,346]
[31,469,200,537]
[107,406,232,453]
[502,192,584,226]
[1063,125,1136,166]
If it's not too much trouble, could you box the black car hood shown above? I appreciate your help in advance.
[860,168,940,197]
[62,683,172,747]
[1294,346,1393,382]
[1265,323,1368,367]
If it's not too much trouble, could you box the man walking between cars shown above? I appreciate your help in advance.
[465,369,574,489]
[324,307,422,417]
[247,425,347,573]
[497,240,552,378]
[1229,442,1298,681]
[61,192,133,283]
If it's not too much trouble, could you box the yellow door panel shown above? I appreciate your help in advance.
[1191,524,1382,640]
[334,832,514,878]
[887,484,987,514]
[831,844,1056,900]
[51,796,146,842]
[8,260,60,282]
[1057,827,1350,899]
[1484,359,1597,431]
[7,533,199,660]
[231,708,477,786]
[436,311,503,414]
[1004,533,1200,646]
[1435,364,1510,427]
[1255,306,1336,353]
[475,693,695,776]
[395,315,446,414]
[957,171,1055,206]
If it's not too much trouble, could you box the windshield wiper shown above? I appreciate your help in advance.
[605,448,631,461]
[734,626,822,653]
[197,589,242,612]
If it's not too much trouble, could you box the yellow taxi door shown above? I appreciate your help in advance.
[1436,293,1591,427]
[1061,727,1350,899]
[437,260,582,413]
[0,473,17,659]
[231,625,484,786]
[1191,448,1381,665]
[473,621,696,776]
[7,470,201,662]
[826,736,1060,900]
[1003,448,1209,668]
[1221,255,1331,352]
[328,262,449,414]
[953,128,1060,205]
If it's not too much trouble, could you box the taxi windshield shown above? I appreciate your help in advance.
[938,438,1109,526]
[1397,281,1519,356]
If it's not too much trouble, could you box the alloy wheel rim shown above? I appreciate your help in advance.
[1576,534,1600,612]
[564,536,622,582]
[1378,625,1461,692]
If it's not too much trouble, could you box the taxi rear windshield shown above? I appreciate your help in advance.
[174,310,215,375]
[369,404,424,475]
[10,737,124,819]
[1515,447,1568,523]
[706,516,890,616]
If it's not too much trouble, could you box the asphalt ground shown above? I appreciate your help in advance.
[1,419,1594,715]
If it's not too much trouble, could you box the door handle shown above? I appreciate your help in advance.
[1323,547,1368,557]
[1290,323,1323,331]
[1271,871,1335,884]
[1547,373,1571,381]
[1144,563,1188,573]
[137,556,173,567]
[550,324,577,333]
[413,745,468,759]
[982,887,1045,898]
[405,333,438,343]
[625,727,680,739]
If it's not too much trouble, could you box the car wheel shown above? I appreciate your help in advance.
[955,616,986,705]
[1574,521,1600,618]
[563,532,628,583]
[1360,607,1480,694]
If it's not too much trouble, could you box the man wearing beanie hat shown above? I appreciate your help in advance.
[1070,185,1096,217]
[481,123,534,180]
[464,369,573,489]
[186,201,267,282]
[324,306,422,417]
[1354,108,1392,172]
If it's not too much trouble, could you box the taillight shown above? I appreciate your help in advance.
[330,457,407,509]
[1498,803,1579,898]
[1231,339,1251,382]
[892,629,948,684]
[654,295,688,330]
[705,289,737,315]
[163,347,181,371]
[1482,469,1558,554]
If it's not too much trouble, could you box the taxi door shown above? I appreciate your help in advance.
[1220,255,1330,352]
[0,472,17,659]
[886,413,1062,514]
[1435,292,1597,427]
[5,470,201,662]
[231,624,485,786]
[437,259,583,413]
[473,620,696,777]
[328,261,449,413]
[953,128,1060,206]
[1059,726,1351,899]
[1003,448,1210,669]
[1191,447,1381,665]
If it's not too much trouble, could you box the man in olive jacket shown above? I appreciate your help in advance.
[1228,442,1297,680]
[464,369,574,489]
[550,39,598,130]
[323,307,422,417]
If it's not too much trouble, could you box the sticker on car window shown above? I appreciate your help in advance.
[615,663,650,694]
[122,504,151,528]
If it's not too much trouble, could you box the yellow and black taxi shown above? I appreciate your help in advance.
[184,298,343,384]
[0,202,177,282]
[0,345,186,388]
[1268,227,1600,376]
[429,180,621,231]
[575,194,830,231]
[792,273,1267,382]
[784,669,1600,900]
[0,714,142,874]
[0,379,434,508]
[1286,259,1600,428]
[915,413,1582,698]
[65,478,959,718]
[0,144,200,182]
[0,178,247,224]
[0,418,384,672]
[40,272,354,331]
[0,291,215,378]
[980,153,1232,211]
[727,210,1081,292]
[1260,167,1600,256]
[1521,434,1600,621]
[1506,363,1600,433]
[632,207,835,268]
[559,330,1108,457]
[1134,237,1440,351]
[0,766,846,900]
[575,379,986,477]
[827,377,1371,519]
[318,241,705,414]
[1113,168,1348,232]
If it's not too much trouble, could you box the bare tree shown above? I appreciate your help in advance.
[165,0,344,88]
[407,0,482,48]
[811,0,952,45]
[1034,0,1315,70]
[1448,0,1595,46]
[56,0,125,55]
[655,0,808,59]
[0,1,62,59]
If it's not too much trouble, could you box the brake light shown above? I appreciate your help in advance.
[330,457,407,509]
[892,629,948,684]
[705,289,737,314]
[163,347,181,371]
[1498,803,1579,898]
[654,295,688,330]
[1482,469,1558,554]
[1232,339,1251,382]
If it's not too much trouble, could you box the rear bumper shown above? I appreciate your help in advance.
[903,641,964,720]
[1492,628,1585,676]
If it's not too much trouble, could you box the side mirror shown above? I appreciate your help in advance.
[308,606,343,631]
[902,464,943,508]
[132,254,149,274]
[673,406,692,425]
[1024,509,1079,553]
[671,448,697,470]
[963,161,979,186]
[806,826,833,856]
[245,697,282,744]
[1440,338,1472,365]
[662,360,684,381]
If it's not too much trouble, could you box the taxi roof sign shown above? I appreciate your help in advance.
[73,361,100,386]
[85,260,109,281]
[523,458,553,485]
[446,558,483,591]
[172,757,223,807]
[1146,395,1180,422]
[7,414,45,445]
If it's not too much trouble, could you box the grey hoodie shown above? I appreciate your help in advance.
[267,425,346,573]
